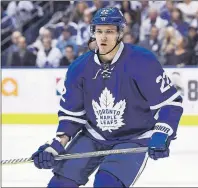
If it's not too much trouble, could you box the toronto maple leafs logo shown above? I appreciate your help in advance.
[92,88,126,132]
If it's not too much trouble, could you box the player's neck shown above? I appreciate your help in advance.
[99,43,120,64]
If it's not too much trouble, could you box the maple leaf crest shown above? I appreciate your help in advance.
[92,88,126,132]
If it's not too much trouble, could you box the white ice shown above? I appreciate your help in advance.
[2,125,198,187]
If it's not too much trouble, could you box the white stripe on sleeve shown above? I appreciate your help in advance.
[59,106,86,116]
[150,91,180,110]
[59,116,87,124]
[166,101,183,108]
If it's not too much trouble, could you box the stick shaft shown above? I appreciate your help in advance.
[1,147,148,165]
[56,147,148,160]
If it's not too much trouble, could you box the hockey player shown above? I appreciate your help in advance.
[32,7,183,187]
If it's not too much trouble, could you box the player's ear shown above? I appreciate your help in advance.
[118,32,124,41]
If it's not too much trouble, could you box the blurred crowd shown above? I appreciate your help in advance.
[1,0,198,68]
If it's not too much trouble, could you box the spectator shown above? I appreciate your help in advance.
[60,45,77,66]
[36,38,62,68]
[30,27,57,52]
[76,11,92,46]
[17,1,38,25]
[123,32,136,44]
[149,1,166,13]
[6,1,21,30]
[134,1,149,24]
[193,41,198,65]
[130,1,142,11]
[160,1,176,22]
[6,1,18,17]
[6,1,36,29]
[123,12,140,43]
[187,26,198,51]
[50,16,78,40]
[85,0,104,15]
[2,1,198,68]
[120,0,133,14]
[1,4,7,18]
[161,26,182,56]
[18,1,34,13]
[177,0,198,24]
[11,36,36,66]
[7,31,22,66]
[170,8,189,37]
[1,5,14,31]
[187,26,198,65]
[165,37,192,66]
[139,26,161,57]
[52,1,70,12]
[56,26,78,56]
[140,7,168,41]
[71,2,88,23]
[77,47,89,57]
[190,9,198,29]
[10,31,22,51]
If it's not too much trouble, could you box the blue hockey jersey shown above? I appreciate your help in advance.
[57,42,183,144]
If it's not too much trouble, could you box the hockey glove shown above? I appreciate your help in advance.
[148,132,171,160]
[31,138,65,169]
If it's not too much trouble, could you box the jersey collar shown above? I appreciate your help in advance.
[94,42,124,66]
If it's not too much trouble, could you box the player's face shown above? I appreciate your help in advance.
[95,25,118,53]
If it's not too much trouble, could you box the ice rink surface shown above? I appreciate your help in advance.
[2,125,198,187]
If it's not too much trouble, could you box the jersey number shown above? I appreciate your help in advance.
[156,72,173,93]
[60,85,66,102]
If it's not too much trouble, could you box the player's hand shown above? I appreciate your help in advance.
[31,138,65,169]
[148,132,171,160]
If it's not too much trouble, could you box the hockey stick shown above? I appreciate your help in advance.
[1,147,148,165]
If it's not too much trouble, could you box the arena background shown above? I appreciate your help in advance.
[1,0,198,187]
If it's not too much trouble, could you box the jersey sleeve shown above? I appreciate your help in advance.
[133,50,183,138]
[133,52,179,110]
[56,60,87,139]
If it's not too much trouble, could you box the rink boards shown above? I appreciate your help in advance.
[2,67,198,125]
[2,113,198,125]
